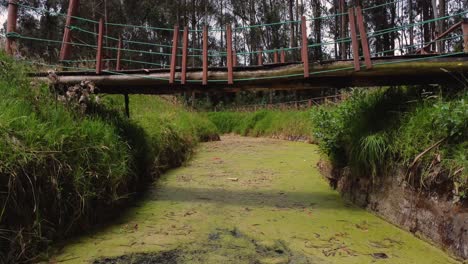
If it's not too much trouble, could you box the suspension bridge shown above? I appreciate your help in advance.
[3,0,468,95]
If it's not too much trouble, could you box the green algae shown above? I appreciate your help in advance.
[48,136,459,264]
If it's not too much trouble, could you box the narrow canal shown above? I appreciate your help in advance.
[50,136,458,264]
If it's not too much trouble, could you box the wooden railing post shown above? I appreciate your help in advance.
[96,18,104,74]
[226,24,234,84]
[116,36,122,71]
[301,16,310,78]
[60,0,79,61]
[356,6,372,69]
[258,49,263,66]
[6,0,18,55]
[233,51,238,67]
[348,8,360,71]
[463,20,468,53]
[169,25,180,84]
[181,26,189,84]
[274,50,279,64]
[202,26,208,85]
[280,48,286,63]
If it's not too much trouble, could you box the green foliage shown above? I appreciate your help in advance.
[311,87,467,195]
[207,110,314,140]
[0,53,219,262]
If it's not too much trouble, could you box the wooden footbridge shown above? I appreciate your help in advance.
[4,0,468,95]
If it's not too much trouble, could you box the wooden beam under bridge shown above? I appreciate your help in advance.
[31,54,468,95]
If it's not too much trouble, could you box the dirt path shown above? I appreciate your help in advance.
[49,136,458,264]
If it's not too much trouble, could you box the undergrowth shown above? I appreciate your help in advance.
[206,110,314,141]
[311,87,467,198]
[0,53,218,263]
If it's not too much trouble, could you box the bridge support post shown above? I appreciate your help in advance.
[348,8,360,71]
[181,27,189,84]
[258,49,263,66]
[60,0,79,61]
[116,36,122,71]
[463,20,468,53]
[233,51,238,67]
[202,26,208,85]
[226,24,234,84]
[301,16,310,78]
[6,0,18,56]
[356,6,372,69]
[169,25,180,84]
[96,18,104,74]
[280,49,286,63]
[274,50,279,64]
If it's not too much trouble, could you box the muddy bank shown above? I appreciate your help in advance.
[319,162,468,260]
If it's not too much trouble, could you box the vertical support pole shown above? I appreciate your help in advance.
[124,94,130,118]
[181,27,189,84]
[96,18,104,74]
[274,50,279,64]
[348,8,360,71]
[116,36,122,71]
[356,7,372,69]
[258,49,263,66]
[226,24,234,85]
[463,20,468,53]
[60,0,79,61]
[6,0,18,55]
[301,16,310,78]
[280,49,286,63]
[202,26,208,85]
[169,26,180,84]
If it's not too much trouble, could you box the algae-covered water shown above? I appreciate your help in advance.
[48,136,459,264]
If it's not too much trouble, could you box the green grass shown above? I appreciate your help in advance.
[206,110,314,141]
[311,87,467,198]
[0,53,218,263]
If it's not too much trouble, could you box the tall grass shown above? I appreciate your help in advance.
[206,110,314,141]
[0,53,219,263]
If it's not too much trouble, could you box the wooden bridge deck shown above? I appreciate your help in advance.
[33,54,468,95]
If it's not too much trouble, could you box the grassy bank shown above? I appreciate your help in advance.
[206,110,314,141]
[311,87,467,199]
[0,53,218,263]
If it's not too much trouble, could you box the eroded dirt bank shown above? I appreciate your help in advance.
[48,136,458,264]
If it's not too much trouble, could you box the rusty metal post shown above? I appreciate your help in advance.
[233,51,238,67]
[226,24,234,84]
[169,26,180,84]
[274,50,279,64]
[280,49,286,63]
[463,20,468,53]
[116,36,122,71]
[301,16,310,78]
[258,49,263,66]
[96,18,104,74]
[60,0,79,61]
[203,26,208,85]
[6,0,18,55]
[348,8,360,71]
[356,7,372,69]
[181,27,189,84]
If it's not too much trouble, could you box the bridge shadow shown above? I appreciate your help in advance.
[146,186,358,211]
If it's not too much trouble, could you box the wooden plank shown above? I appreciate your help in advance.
[226,24,234,84]
[203,26,208,85]
[417,21,463,53]
[301,16,310,78]
[60,0,79,60]
[6,0,18,55]
[463,21,468,53]
[116,36,122,70]
[233,51,238,67]
[356,7,372,69]
[169,25,179,84]
[348,8,360,71]
[96,18,104,74]
[181,26,189,84]
[280,49,286,63]
[274,50,279,64]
